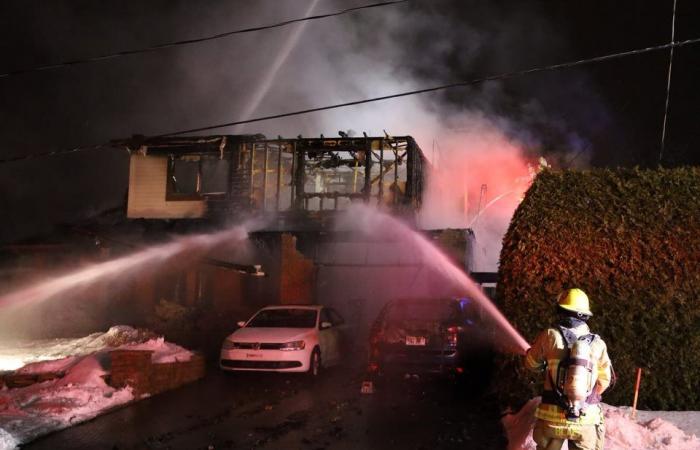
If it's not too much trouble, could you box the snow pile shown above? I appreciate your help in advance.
[0,430,18,450]
[0,325,154,371]
[604,408,700,450]
[503,398,700,450]
[15,356,81,375]
[0,355,133,450]
[4,327,192,372]
[120,337,193,364]
[0,326,193,449]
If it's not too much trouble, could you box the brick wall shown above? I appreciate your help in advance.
[109,349,205,398]
[279,233,315,304]
[209,265,244,313]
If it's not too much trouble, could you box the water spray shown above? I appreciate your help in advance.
[0,225,253,310]
[235,0,321,132]
[347,204,530,355]
[467,190,516,228]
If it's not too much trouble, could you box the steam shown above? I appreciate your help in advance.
[191,0,607,271]
[0,1,613,265]
[416,113,536,271]
[336,204,529,354]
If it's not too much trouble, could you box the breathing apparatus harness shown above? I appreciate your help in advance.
[545,325,598,420]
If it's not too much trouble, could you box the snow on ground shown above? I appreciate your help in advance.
[0,325,191,373]
[627,408,700,438]
[15,356,81,375]
[503,397,700,450]
[0,326,193,449]
[0,429,18,450]
[0,325,152,371]
[122,337,193,363]
[0,354,133,450]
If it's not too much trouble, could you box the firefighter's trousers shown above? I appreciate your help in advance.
[533,419,605,450]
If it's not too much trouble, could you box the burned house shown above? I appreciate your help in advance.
[112,134,476,344]
[122,134,425,227]
[0,134,476,350]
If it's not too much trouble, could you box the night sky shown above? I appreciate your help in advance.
[0,0,698,243]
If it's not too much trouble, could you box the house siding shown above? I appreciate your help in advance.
[127,154,206,219]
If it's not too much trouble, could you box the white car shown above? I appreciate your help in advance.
[220,305,347,376]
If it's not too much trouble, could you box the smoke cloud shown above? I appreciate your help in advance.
[204,0,605,271]
[0,0,613,267]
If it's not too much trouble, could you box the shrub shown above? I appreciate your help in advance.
[496,167,700,410]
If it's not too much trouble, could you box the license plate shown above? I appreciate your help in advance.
[245,353,263,358]
[405,336,426,346]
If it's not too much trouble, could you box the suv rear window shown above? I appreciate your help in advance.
[385,300,461,322]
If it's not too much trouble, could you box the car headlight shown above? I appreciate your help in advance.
[222,340,238,350]
[279,340,305,351]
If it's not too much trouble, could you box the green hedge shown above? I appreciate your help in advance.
[495,167,700,410]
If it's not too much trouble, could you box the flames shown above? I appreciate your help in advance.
[417,122,538,271]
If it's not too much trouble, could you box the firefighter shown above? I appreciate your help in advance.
[524,288,612,450]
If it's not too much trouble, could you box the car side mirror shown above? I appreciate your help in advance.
[236,321,246,328]
[320,321,333,329]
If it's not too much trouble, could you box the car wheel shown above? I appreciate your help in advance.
[308,348,322,377]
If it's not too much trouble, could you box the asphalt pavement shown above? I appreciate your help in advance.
[26,361,507,450]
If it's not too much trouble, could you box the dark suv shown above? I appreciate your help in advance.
[367,298,484,377]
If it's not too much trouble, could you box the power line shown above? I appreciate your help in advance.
[1,36,699,164]
[0,0,410,79]
[159,37,700,137]
[659,0,678,164]
[0,144,106,164]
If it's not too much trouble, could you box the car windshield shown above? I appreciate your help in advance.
[386,300,460,322]
[247,309,318,328]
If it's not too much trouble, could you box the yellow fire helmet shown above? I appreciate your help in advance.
[557,288,593,316]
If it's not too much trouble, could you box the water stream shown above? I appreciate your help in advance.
[235,0,321,132]
[0,225,251,310]
[345,204,530,355]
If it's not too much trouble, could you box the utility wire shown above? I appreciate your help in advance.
[659,0,678,164]
[1,37,699,164]
[159,37,700,137]
[0,144,107,164]
[0,0,410,79]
